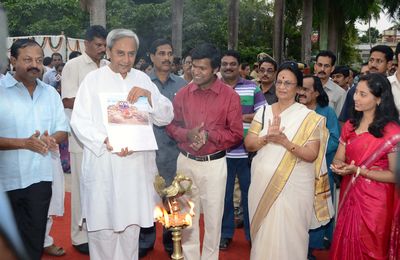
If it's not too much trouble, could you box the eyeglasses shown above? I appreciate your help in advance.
[368,58,385,65]
[259,68,275,74]
[275,80,297,88]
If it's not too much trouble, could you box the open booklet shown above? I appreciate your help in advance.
[99,93,158,152]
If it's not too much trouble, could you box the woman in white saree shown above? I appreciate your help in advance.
[245,62,332,260]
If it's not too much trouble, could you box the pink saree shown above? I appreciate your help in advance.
[330,121,400,260]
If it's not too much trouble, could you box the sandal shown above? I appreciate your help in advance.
[44,244,66,256]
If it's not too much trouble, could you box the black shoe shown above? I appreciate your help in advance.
[73,243,89,255]
[139,247,150,258]
[219,238,232,250]
[164,245,173,257]
[307,248,316,260]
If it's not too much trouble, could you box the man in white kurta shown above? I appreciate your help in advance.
[70,29,174,260]
[61,25,108,254]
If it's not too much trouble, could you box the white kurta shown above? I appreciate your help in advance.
[70,66,173,232]
[48,150,65,216]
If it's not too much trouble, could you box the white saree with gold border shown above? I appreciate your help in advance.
[248,102,333,260]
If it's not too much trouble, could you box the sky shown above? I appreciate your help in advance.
[355,10,395,33]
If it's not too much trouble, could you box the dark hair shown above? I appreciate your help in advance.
[68,51,82,60]
[303,75,329,107]
[395,42,400,61]
[10,39,42,59]
[43,56,52,66]
[259,56,277,71]
[55,62,65,72]
[350,73,400,137]
[85,25,107,41]
[370,45,394,62]
[51,52,63,60]
[240,62,249,70]
[191,43,221,69]
[316,50,336,66]
[350,68,358,77]
[173,57,181,65]
[331,65,350,77]
[222,49,241,64]
[277,61,303,87]
[149,39,172,55]
[139,62,152,72]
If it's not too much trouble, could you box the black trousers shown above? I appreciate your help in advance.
[7,181,52,260]
[139,224,172,251]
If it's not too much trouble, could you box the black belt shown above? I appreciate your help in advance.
[181,150,226,162]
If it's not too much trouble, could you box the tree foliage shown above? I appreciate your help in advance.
[3,0,89,37]
[358,27,380,44]
[3,0,392,66]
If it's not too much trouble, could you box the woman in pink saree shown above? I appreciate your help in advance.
[330,73,400,260]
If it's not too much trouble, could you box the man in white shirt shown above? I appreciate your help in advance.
[388,42,400,114]
[314,50,346,116]
[43,53,63,87]
[70,28,174,260]
[61,25,107,255]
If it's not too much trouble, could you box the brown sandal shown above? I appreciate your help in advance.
[44,244,66,256]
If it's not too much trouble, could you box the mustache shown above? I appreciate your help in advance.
[28,68,40,73]
[298,95,306,99]
[318,72,326,75]
[162,61,171,65]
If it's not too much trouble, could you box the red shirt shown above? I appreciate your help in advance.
[166,78,243,156]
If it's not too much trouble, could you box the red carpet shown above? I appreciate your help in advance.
[42,192,329,260]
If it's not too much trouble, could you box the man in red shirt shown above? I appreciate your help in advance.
[166,43,243,260]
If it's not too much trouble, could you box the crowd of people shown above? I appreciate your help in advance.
[0,24,400,260]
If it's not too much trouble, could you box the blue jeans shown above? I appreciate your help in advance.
[221,158,250,241]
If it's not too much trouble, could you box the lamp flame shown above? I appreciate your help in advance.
[188,201,195,216]
[154,206,163,219]
[184,213,192,227]
[163,208,170,228]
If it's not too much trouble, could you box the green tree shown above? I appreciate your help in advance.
[3,0,89,37]
[340,23,362,66]
[358,27,380,44]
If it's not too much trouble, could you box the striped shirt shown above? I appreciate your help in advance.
[227,78,267,158]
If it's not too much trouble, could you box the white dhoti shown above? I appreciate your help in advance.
[70,152,88,245]
[88,224,140,260]
[44,151,65,247]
